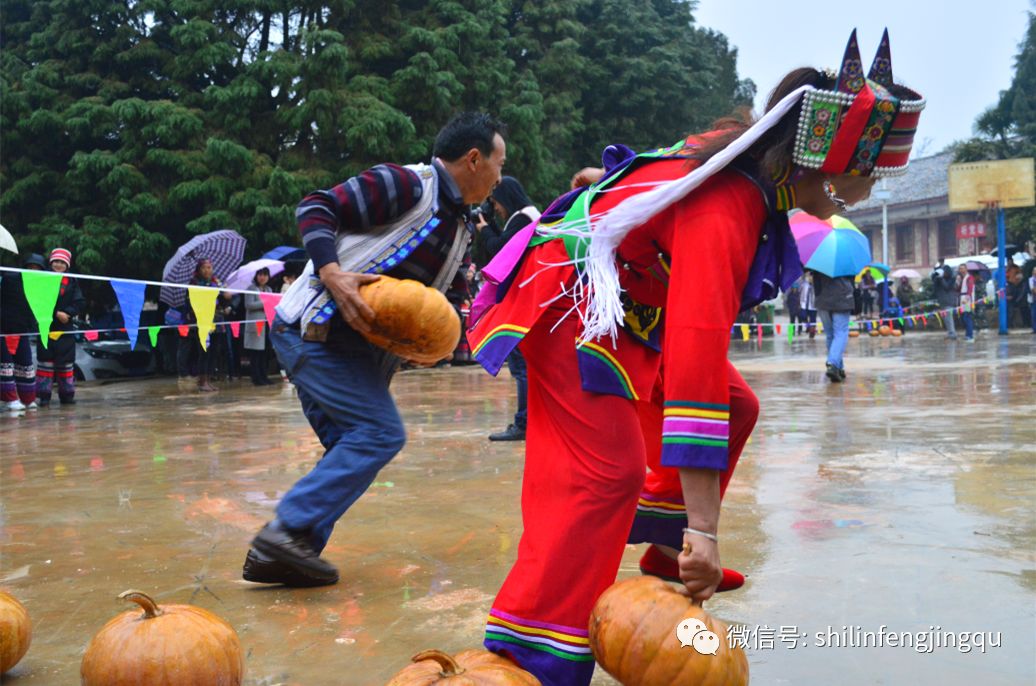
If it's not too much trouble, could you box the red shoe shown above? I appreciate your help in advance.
[638,544,745,592]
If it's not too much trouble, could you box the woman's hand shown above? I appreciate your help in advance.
[679,534,723,603]
[570,166,605,189]
[55,311,70,324]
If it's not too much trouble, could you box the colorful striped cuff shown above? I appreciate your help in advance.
[661,400,729,469]
[485,609,594,663]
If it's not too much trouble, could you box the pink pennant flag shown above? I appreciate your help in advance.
[259,292,281,324]
[4,335,19,355]
[229,321,241,338]
[775,324,781,334]
[756,324,762,343]
[84,330,100,341]
[177,325,190,338]
[256,321,265,336]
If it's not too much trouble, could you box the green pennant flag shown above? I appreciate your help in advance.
[147,326,160,348]
[22,271,62,348]
[787,325,794,344]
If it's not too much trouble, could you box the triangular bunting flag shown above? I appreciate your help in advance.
[740,324,749,341]
[187,285,218,351]
[258,292,280,324]
[787,325,794,343]
[4,335,20,355]
[22,271,62,348]
[898,317,904,326]
[49,331,63,340]
[177,325,190,338]
[147,326,160,348]
[775,324,781,334]
[111,279,146,350]
[84,330,99,341]
[229,321,240,338]
[256,321,265,336]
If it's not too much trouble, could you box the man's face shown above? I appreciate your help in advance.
[466,133,506,205]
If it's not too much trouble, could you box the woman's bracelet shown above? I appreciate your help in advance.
[682,527,718,542]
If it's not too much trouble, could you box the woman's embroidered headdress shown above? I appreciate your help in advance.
[793,29,925,177]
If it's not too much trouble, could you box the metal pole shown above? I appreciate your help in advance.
[881,178,889,312]
[997,206,1008,334]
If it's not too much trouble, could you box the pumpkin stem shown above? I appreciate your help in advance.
[118,590,163,619]
[411,650,465,677]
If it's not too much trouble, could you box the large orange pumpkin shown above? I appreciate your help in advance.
[848,330,860,338]
[80,590,243,686]
[891,329,903,337]
[0,589,31,674]
[589,576,748,686]
[359,276,461,364]
[868,329,880,337]
[385,649,541,685]
[879,325,892,336]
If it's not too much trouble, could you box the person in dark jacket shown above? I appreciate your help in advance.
[931,263,958,339]
[475,177,540,441]
[36,248,86,405]
[814,271,855,382]
[1,253,46,410]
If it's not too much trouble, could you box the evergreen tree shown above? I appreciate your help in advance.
[1,0,755,279]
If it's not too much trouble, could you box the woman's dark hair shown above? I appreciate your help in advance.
[254,267,270,282]
[433,112,507,162]
[194,257,212,277]
[491,176,533,219]
[689,68,835,177]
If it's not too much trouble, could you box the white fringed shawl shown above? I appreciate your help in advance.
[535,85,813,344]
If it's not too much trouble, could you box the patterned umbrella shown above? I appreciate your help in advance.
[224,258,285,291]
[889,268,922,280]
[160,230,246,307]
[790,211,872,278]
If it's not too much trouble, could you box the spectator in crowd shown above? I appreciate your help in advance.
[476,176,541,442]
[244,267,274,385]
[785,276,803,330]
[958,264,975,342]
[931,263,958,339]
[799,271,817,337]
[36,248,85,406]
[860,271,877,316]
[178,258,228,392]
[1029,268,1036,334]
[895,275,914,310]
[1,253,46,411]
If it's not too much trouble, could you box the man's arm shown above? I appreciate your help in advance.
[297,164,424,272]
[297,164,424,332]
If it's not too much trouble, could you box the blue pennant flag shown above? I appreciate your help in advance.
[111,280,147,349]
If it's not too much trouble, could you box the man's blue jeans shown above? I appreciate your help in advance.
[818,309,850,369]
[270,317,406,553]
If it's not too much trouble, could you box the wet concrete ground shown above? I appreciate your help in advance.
[1,331,1034,685]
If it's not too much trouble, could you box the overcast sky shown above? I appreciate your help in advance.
[692,0,1032,157]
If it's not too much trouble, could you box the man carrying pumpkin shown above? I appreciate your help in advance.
[244,112,507,587]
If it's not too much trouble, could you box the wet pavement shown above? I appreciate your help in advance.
[1,331,1034,685]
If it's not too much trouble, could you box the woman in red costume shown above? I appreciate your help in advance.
[468,30,924,686]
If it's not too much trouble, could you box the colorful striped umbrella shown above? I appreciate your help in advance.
[855,262,890,283]
[159,230,246,307]
[789,211,872,278]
